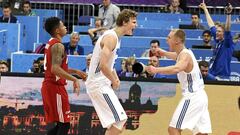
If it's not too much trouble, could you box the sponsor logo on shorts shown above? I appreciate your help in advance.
[65,111,70,114]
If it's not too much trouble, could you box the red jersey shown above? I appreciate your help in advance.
[43,38,68,85]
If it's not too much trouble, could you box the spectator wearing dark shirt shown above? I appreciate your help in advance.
[22,1,36,16]
[191,12,206,30]
[198,60,216,81]
[0,60,9,72]
[146,56,166,79]
[202,30,213,47]
[28,59,40,73]
[63,32,84,55]
[117,58,127,77]
[165,0,184,14]
[0,3,18,23]
[200,3,234,78]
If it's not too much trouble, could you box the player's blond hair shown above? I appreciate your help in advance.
[172,29,186,43]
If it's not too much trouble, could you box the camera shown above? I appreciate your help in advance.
[132,62,146,74]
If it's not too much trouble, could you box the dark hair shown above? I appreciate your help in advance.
[198,60,209,68]
[33,60,39,64]
[95,17,103,26]
[150,39,160,46]
[116,9,137,27]
[23,1,31,5]
[0,60,9,67]
[37,56,44,62]
[44,17,61,36]
[3,3,11,9]
[191,12,200,18]
[202,30,211,36]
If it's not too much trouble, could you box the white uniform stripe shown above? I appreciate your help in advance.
[57,94,64,123]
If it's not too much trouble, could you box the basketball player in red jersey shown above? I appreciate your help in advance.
[41,17,87,135]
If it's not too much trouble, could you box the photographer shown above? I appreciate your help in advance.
[28,60,40,73]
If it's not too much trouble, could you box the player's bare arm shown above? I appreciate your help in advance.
[68,69,88,81]
[51,43,80,94]
[99,35,119,89]
[146,52,191,74]
[158,48,178,60]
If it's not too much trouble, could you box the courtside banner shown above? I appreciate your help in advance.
[0,75,176,134]
[123,84,240,135]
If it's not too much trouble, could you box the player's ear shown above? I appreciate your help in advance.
[55,28,60,34]
[123,20,128,26]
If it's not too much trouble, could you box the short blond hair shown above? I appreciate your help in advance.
[172,29,185,43]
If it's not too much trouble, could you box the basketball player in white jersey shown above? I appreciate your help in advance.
[85,9,137,135]
[146,29,212,135]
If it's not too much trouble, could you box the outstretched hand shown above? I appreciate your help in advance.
[76,70,88,81]
[145,65,157,74]
[73,79,80,96]
[156,48,166,57]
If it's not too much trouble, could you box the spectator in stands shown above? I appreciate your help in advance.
[234,16,240,23]
[82,53,92,74]
[88,17,107,45]
[179,0,187,12]
[123,56,137,77]
[37,56,44,73]
[164,0,184,14]
[191,12,206,30]
[232,34,240,61]
[0,3,18,23]
[22,0,36,16]
[199,3,234,78]
[63,32,84,55]
[146,56,166,79]
[28,59,40,73]
[141,39,162,58]
[117,58,127,77]
[202,30,213,47]
[5,0,24,15]
[198,60,216,81]
[233,33,240,44]
[98,0,120,29]
[0,60,9,72]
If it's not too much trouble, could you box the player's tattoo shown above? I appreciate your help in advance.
[51,43,64,66]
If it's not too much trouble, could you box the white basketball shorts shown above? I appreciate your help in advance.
[87,85,127,130]
[169,90,212,134]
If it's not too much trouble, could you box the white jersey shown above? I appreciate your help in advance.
[177,49,204,96]
[85,29,120,89]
